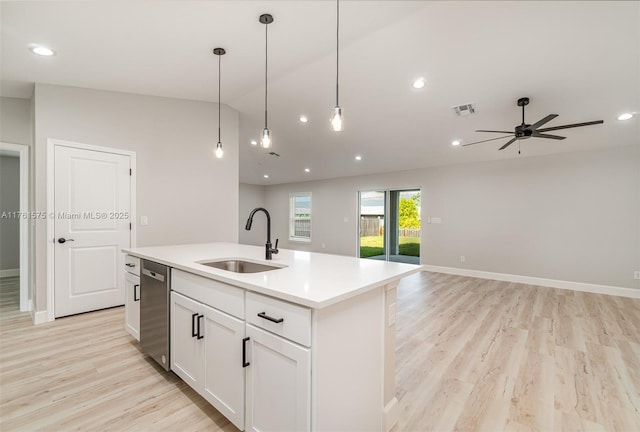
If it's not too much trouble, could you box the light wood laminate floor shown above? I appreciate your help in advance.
[1,273,639,431]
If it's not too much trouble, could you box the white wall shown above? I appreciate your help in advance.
[33,84,240,311]
[261,145,639,289]
[0,156,20,270]
[0,97,32,145]
[238,183,266,246]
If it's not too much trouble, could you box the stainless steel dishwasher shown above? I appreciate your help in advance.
[140,259,170,371]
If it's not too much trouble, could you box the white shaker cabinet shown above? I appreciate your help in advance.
[171,291,245,430]
[124,255,140,340]
[245,324,311,432]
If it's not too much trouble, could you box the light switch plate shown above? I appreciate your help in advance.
[634,271,640,280]
[140,216,148,226]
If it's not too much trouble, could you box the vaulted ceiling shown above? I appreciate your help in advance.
[2,1,638,184]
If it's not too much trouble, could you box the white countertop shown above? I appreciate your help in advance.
[123,242,421,309]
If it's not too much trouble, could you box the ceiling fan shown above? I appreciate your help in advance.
[463,97,604,151]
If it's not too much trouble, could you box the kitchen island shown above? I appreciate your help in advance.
[123,242,420,432]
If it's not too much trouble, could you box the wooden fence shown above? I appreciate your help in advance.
[293,219,311,238]
[359,219,421,238]
[399,228,421,238]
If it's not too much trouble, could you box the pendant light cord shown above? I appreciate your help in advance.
[265,21,268,128]
[335,0,340,106]
[218,53,221,143]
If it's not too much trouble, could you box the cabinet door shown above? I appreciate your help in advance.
[246,324,311,432]
[125,273,140,340]
[170,292,203,389]
[201,304,246,430]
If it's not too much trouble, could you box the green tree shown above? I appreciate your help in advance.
[399,198,420,228]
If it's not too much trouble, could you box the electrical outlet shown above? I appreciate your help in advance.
[634,271,640,280]
[460,255,466,263]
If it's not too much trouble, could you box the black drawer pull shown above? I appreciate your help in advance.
[258,312,284,324]
[133,284,140,301]
[125,263,136,267]
[191,313,198,337]
[197,314,204,339]
[242,337,250,367]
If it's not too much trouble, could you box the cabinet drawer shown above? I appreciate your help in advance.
[246,292,311,347]
[171,269,244,319]
[125,255,140,276]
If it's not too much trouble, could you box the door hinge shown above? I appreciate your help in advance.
[129,168,132,176]
[129,223,132,230]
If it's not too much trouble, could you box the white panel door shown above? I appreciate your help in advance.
[246,325,311,432]
[54,145,131,317]
[201,303,246,431]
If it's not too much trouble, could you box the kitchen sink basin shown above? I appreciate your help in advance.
[198,259,284,273]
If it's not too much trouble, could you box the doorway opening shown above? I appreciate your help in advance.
[0,142,30,313]
[358,188,420,264]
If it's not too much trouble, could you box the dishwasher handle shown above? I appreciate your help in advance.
[142,268,165,282]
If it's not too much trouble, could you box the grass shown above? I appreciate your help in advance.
[359,236,420,258]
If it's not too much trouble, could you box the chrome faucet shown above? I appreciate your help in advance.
[245,207,279,260]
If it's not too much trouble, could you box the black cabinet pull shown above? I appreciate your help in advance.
[258,312,284,324]
[133,284,140,301]
[125,263,136,267]
[191,313,198,337]
[242,337,250,367]
[197,314,204,339]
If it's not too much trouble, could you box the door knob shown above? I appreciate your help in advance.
[57,237,75,244]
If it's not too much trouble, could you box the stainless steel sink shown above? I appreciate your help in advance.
[198,259,283,273]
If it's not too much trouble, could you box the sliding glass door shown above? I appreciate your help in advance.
[358,191,386,260]
[358,189,420,264]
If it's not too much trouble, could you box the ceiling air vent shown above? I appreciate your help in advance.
[452,103,476,116]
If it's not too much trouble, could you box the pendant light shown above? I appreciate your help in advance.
[330,0,343,132]
[213,47,226,158]
[259,13,274,148]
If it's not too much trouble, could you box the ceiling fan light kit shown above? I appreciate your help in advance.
[463,97,604,152]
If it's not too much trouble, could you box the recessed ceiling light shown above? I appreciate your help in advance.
[451,140,461,146]
[304,168,310,173]
[263,174,269,179]
[412,78,425,89]
[355,155,362,161]
[250,140,258,146]
[299,115,309,123]
[29,44,55,56]
[617,113,634,121]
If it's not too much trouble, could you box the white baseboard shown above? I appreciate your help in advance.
[421,265,640,299]
[383,397,399,432]
[33,309,50,325]
[0,268,19,278]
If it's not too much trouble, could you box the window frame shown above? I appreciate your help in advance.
[289,192,312,243]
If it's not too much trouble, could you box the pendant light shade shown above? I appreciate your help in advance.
[259,13,274,148]
[213,47,226,159]
[330,0,343,132]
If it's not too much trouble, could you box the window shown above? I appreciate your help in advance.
[289,192,311,242]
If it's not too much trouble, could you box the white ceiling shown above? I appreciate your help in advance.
[2,1,639,185]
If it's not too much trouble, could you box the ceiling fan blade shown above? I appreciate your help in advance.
[529,114,558,130]
[537,120,604,132]
[475,129,513,134]
[498,137,517,150]
[462,135,513,147]
[532,133,566,140]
